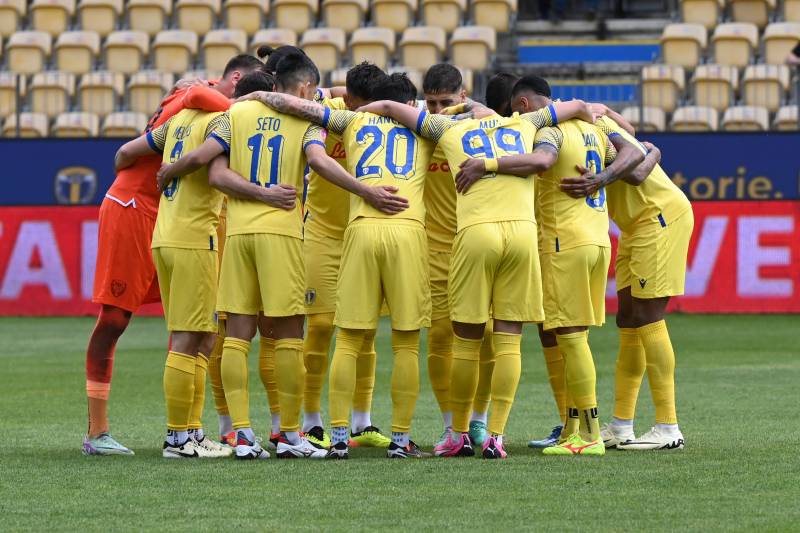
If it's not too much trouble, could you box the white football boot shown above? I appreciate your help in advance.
[276,436,327,459]
[600,423,636,449]
[192,435,233,458]
[617,426,685,451]
[163,438,200,459]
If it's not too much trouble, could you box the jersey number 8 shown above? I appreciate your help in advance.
[584,148,606,210]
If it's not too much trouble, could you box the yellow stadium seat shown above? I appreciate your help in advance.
[252,28,298,53]
[53,111,100,137]
[721,105,769,130]
[712,23,758,68]
[372,0,417,33]
[300,28,346,74]
[421,0,465,32]
[621,106,667,132]
[176,0,221,35]
[671,105,719,131]
[388,65,423,95]
[763,23,800,65]
[104,31,149,75]
[102,111,148,136]
[322,0,367,33]
[742,64,790,113]
[350,27,395,69]
[471,0,516,33]
[3,113,49,137]
[729,0,775,29]
[680,0,723,30]
[641,64,685,113]
[399,26,446,71]
[77,0,122,36]
[692,64,738,113]
[79,71,124,117]
[450,26,496,71]
[128,0,172,37]
[31,0,75,36]
[330,67,349,86]
[786,0,800,21]
[660,23,707,69]
[0,0,27,38]
[153,30,198,74]
[55,31,100,75]
[30,71,76,119]
[225,0,269,36]
[128,71,174,115]
[7,31,52,75]
[0,73,25,116]
[203,29,247,72]
[773,105,798,130]
[272,0,319,34]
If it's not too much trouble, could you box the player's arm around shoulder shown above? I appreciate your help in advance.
[207,154,296,210]
[114,118,169,171]
[560,132,645,198]
[625,142,662,186]
[156,113,228,190]
[236,90,328,127]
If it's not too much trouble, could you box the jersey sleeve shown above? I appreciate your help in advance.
[182,85,231,112]
[208,111,231,152]
[520,104,556,129]
[534,126,562,152]
[145,116,172,152]
[604,136,618,164]
[324,109,357,134]
[323,97,348,111]
[419,113,455,143]
[595,116,622,138]
[302,124,327,150]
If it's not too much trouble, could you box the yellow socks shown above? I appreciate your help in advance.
[221,337,251,429]
[639,320,678,424]
[450,335,482,433]
[187,352,208,431]
[473,328,496,416]
[275,338,304,433]
[487,332,521,436]
[303,312,334,414]
[613,328,646,421]
[390,330,420,434]
[328,328,366,429]
[258,336,279,416]
[208,329,228,416]
[564,406,580,438]
[579,407,601,441]
[163,351,196,431]
[542,345,567,423]
[557,331,598,412]
[353,329,377,413]
[427,317,454,416]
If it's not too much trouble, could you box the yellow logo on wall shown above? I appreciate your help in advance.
[54,166,97,205]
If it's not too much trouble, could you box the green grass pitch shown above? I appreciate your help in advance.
[0,314,797,531]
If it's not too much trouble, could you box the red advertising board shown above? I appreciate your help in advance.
[0,202,798,316]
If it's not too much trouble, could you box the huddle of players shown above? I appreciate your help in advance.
[111,46,693,460]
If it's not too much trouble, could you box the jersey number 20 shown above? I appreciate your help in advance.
[355,126,416,180]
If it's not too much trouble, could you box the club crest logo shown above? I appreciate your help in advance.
[111,279,127,297]
[305,289,316,306]
[54,166,97,205]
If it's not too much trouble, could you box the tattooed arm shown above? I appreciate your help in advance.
[235,91,328,126]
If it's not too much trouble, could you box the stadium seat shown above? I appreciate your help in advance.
[692,64,738,113]
[272,0,319,34]
[742,64,790,113]
[421,0,466,33]
[77,0,122,36]
[322,0,368,33]
[300,28,346,74]
[203,29,247,73]
[712,23,758,68]
[399,27,447,71]
[55,31,101,75]
[471,0,517,33]
[729,0,775,29]
[31,0,75,36]
[79,71,124,117]
[763,23,800,65]
[372,0,417,33]
[128,71,174,115]
[0,0,27,38]
[0,73,25,116]
[225,0,269,36]
[128,0,172,37]
[773,105,798,130]
[251,28,298,53]
[641,64,685,114]
[671,105,719,131]
[102,111,148,136]
[30,71,76,119]
[52,111,100,137]
[330,67,349,86]
[153,30,198,74]
[7,31,52,75]
[786,0,800,21]
[389,65,422,95]
[2,112,49,137]
[621,106,667,132]
[104,31,149,75]
[176,0,221,35]
[458,66,473,94]
[680,0,723,30]
[660,23,707,69]
[350,27,395,69]
[450,26,496,71]
[721,105,769,130]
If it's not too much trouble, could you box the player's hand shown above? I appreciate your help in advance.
[363,185,410,215]
[576,100,596,123]
[455,158,487,194]
[172,78,207,94]
[589,102,610,120]
[641,141,656,152]
[560,164,601,198]
[156,163,171,191]
[261,184,297,210]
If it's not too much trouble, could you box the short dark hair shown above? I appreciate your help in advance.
[222,54,264,77]
[422,63,462,94]
[275,51,320,89]
[345,62,387,101]
[511,75,552,99]
[234,70,276,98]
[372,72,417,103]
[485,72,520,117]
[257,45,307,73]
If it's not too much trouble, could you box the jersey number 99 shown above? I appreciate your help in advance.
[461,127,525,162]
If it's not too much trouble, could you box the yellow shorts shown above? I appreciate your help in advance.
[449,220,544,324]
[429,249,451,321]
[152,246,218,332]
[541,244,610,330]
[335,219,431,330]
[217,233,304,317]
[304,229,343,315]
[616,209,694,299]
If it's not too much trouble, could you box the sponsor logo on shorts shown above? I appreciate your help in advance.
[639,278,647,289]
[54,166,97,205]
[111,280,127,297]
[305,289,316,306]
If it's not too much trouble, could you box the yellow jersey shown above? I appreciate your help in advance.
[324,109,435,225]
[419,106,555,232]
[147,108,225,250]
[596,116,692,233]
[424,143,457,252]
[305,97,350,240]
[535,119,617,253]
[210,100,325,239]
